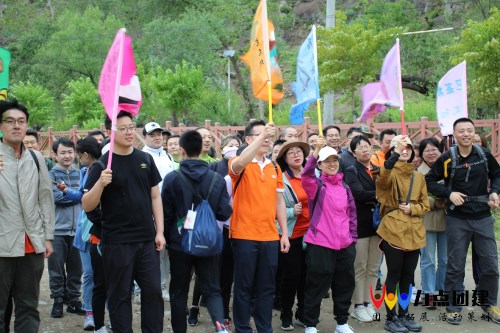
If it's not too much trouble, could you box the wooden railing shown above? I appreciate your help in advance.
[37,117,500,161]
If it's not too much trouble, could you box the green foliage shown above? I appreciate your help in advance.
[33,6,123,92]
[61,77,103,126]
[9,81,55,130]
[447,8,500,114]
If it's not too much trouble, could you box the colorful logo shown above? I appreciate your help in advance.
[370,283,413,310]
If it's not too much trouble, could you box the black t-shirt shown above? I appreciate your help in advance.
[84,149,162,244]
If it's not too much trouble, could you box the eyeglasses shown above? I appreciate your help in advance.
[1,118,27,126]
[117,125,136,134]
[286,149,303,157]
[354,144,372,152]
[423,148,439,154]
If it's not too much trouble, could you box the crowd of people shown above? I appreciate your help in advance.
[1,99,500,333]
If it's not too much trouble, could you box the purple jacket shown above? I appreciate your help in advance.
[301,156,357,250]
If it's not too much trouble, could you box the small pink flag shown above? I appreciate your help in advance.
[98,28,142,168]
[359,82,388,121]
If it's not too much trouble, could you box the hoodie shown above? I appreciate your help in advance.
[162,159,232,251]
[49,165,81,236]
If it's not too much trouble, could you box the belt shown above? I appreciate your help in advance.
[449,195,489,210]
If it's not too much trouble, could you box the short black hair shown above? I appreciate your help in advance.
[25,129,39,142]
[52,137,75,154]
[76,136,102,160]
[307,132,318,140]
[323,125,341,136]
[104,110,132,130]
[273,138,287,148]
[244,120,266,137]
[166,134,180,145]
[418,137,442,158]
[179,130,202,158]
[0,99,29,122]
[346,127,362,139]
[350,135,371,152]
[453,117,474,130]
[379,129,397,142]
[88,130,105,139]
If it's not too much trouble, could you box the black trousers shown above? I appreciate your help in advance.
[303,243,355,327]
[220,227,234,319]
[101,241,163,333]
[0,253,45,333]
[169,249,224,333]
[90,244,107,331]
[280,237,306,320]
[381,240,420,319]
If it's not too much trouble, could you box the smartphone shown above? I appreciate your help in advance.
[52,180,59,186]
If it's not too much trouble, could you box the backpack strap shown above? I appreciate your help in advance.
[175,170,203,201]
[206,172,218,200]
[234,160,279,197]
[28,149,40,173]
[310,179,324,217]
[396,172,414,205]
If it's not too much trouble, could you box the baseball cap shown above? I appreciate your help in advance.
[357,125,374,138]
[390,135,413,149]
[317,146,341,163]
[143,122,163,136]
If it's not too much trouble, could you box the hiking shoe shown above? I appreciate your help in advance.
[350,305,373,322]
[224,318,232,331]
[51,298,64,318]
[384,318,409,333]
[364,303,376,319]
[280,315,294,331]
[305,327,317,333]
[446,312,462,325]
[483,306,500,324]
[187,306,199,326]
[399,315,422,332]
[334,324,354,333]
[67,300,86,315]
[94,326,109,333]
[425,294,436,310]
[83,314,95,331]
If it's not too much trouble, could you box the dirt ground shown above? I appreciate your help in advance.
[7,251,500,333]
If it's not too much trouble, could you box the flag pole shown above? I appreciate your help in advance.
[395,38,405,135]
[106,29,126,169]
[316,99,323,137]
[268,81,273,123]
[400,109,406,135]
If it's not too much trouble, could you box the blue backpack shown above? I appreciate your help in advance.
[175,170,223,257]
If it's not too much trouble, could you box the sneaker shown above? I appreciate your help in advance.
[483,306,500,324]
[280,315,294,331]
[410,288,417,303]
[364,303,376,319]
[187,306,199,326]
[399,315,422,332]
[51,298,64,318]
[384,318,409,333]
[446,312,462,325]
[334,324,354,333]
[425,294,436,310]
[162,288,170,302]
[67,300,86,315]
[83,314,95,331]
[224,318,232,331]
[350,305,373,322]
[305,327,317,333]
[94,326,109,333]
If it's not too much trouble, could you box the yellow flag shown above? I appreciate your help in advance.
[241,0,284,105]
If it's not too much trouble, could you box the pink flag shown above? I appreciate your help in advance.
[380,39,404,109]
[436,61,467,136]
[98,28,142,168]
[358,39,404,122]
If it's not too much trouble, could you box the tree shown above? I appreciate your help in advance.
[447,8,500,115]
[61,77,103,126]
[9,81,55,130]
[33,6,123,93]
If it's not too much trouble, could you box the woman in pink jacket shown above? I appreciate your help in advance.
[301,137,358,333]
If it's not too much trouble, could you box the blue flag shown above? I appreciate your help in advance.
[289,26,319,125]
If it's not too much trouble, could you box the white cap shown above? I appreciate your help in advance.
[317,146,341,163]
[144,122,163,135]
[390,135,413,149]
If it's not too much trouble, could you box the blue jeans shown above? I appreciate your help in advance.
[80,247,93,311]
[420,231,447,294]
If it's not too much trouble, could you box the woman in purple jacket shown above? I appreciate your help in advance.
[301,136,358,333]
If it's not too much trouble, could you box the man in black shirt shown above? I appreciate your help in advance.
[82,111,166,333]
[425,117,500,326]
